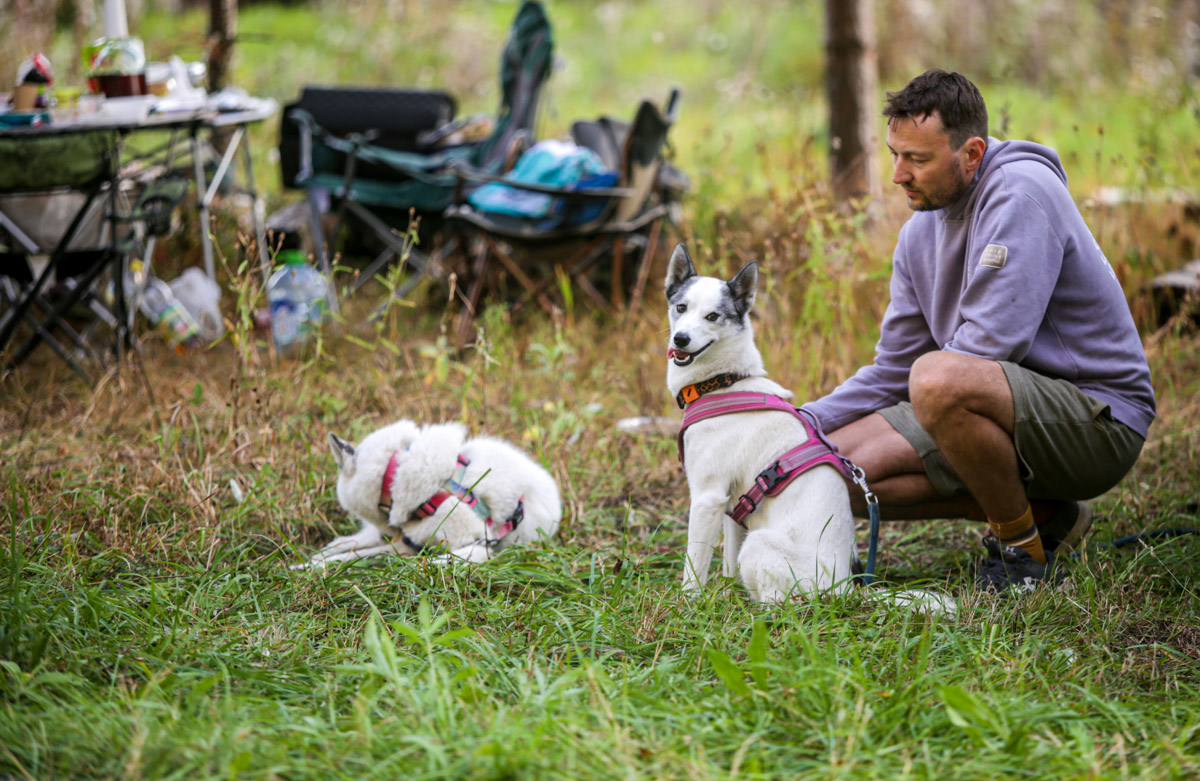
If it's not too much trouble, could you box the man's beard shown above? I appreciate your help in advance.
[908,160,971,211]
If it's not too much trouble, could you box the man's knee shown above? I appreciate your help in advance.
[909,352,1010,431]
[909,352,966,424]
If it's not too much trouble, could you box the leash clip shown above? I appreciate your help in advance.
[849,463,878,507]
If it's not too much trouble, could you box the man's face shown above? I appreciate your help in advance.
[887,112,974,211]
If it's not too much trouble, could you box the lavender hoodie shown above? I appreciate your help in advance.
[804,138,1155,438]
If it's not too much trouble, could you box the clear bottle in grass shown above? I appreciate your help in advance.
[138,276,201,352]
[266,250,328,350]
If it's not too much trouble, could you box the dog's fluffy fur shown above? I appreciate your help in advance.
[299,420,561,568]
[666,244,954,613]
[666,244,856,601]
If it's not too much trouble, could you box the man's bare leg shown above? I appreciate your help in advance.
[826,358,1059,527]
[907,352,1026,521]
[827,411,986,520]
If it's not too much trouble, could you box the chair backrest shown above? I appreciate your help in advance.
[569,90,680,224]
[563,90,681,227]
[569,116,626,171]
[470,0,554,173]
[279,87,456,189]
[0,130,120,193]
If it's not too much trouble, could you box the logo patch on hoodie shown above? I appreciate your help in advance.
[979,244,1008,269]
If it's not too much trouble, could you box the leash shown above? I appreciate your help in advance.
[675,386,883,587]
[849,464,881,587]
[1068,526,1200,558]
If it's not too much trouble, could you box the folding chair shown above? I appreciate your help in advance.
[0,129,135,381]
[444,89,685,346]
[279,86,458,308]
[282,0,554,303]
[0,128,186,381]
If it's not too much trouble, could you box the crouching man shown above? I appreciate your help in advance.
[802,69,1155,592]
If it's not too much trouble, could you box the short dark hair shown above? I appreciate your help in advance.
[883,69,988,150]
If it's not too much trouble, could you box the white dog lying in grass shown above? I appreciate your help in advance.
[298,420,562,568]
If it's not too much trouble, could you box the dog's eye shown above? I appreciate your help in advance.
[676,304,686,313]
[705,312,719,322]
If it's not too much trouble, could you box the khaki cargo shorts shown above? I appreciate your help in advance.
[878,361,1145,500]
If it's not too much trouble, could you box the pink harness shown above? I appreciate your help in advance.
[677,391,854,528]
[379,452,524,551]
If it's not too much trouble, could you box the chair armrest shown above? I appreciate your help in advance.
[343,142,476,185]
[287,108,360,183]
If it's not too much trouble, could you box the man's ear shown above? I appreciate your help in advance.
[727,261,758,317]
[328,433,356,474]
[665,243,697,300]
[962,136,987,177]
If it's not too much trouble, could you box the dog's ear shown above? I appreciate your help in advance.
[328,433,356,473]
[664,243,697,300]
[727,261,758,316]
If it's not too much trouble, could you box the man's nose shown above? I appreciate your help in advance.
[892,159,911,184]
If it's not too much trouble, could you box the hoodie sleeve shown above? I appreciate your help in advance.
[944,179,1064,361]
[802,224,938,431]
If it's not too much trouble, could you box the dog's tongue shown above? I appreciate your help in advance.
[667,347,690,361]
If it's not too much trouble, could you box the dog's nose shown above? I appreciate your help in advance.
[673,332,690,348]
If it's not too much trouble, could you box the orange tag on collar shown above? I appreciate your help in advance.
[681,385,700,404]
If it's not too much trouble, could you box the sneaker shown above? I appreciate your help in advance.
[1038,501,1094,554]
[975,543,1061,594]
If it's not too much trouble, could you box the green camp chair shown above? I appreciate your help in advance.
[0,127,189,380]
[0,128,133,380]
[285,0,554,302]
[443,89,685,346]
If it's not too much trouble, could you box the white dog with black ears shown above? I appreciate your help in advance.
[297,420,562,569]
[666,243,855,602]
[666,243,953,613]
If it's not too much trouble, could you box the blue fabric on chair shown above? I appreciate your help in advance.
[468,140,610,219]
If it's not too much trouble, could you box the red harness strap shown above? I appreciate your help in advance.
[676,391,854,528]
[378,452,524,548]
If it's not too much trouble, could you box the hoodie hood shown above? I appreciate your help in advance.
[947,138,1069,219]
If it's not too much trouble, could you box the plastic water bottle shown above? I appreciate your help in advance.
[266,251,328,349]
[139,276,201,351]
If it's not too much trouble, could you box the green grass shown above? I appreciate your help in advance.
[5,1,1200,778]
[2,302,1197,778]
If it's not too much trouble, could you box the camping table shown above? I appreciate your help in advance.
[0,94,278,373]
[190,96,279,278]
[0,94,279,278]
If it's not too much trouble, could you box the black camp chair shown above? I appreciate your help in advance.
[0,128,183,380]
[279,86,457,301]
[282,0,554,302]
[444,89,685,346]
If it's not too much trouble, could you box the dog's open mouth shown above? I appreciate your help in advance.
[668,342,711,366]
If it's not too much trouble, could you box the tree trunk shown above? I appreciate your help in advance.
[826,0,881,205]
[208,0,237,93]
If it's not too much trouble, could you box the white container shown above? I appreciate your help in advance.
[168,267,223,341]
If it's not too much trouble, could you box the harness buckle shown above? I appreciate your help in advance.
[754,461,790,494]
[735,495,757,515]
